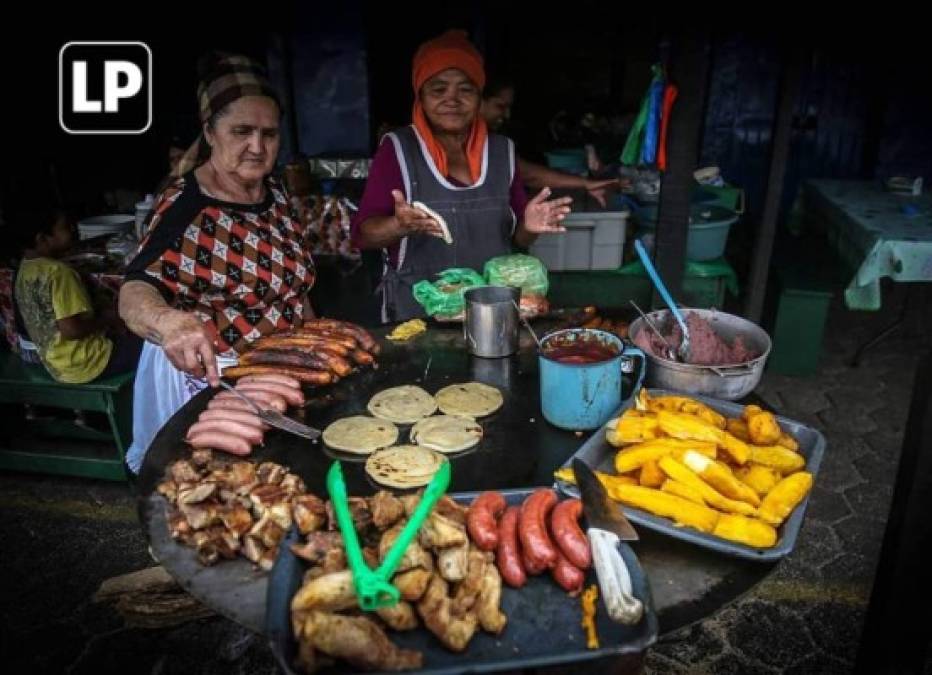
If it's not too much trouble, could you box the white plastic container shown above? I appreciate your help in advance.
[77,215,135,240]
[529,210,629,271]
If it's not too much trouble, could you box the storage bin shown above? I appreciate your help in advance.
[530,211,629,271]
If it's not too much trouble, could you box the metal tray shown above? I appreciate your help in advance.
[267,488,658,675]
[555,389,825,562]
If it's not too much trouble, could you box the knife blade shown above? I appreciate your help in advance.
[573,458,644,625]
[147,334,321,440]
[573,458,638,541]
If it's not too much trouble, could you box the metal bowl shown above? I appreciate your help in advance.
[629,308,771,400]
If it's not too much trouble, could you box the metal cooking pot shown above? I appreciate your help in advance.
[628,308,771,400]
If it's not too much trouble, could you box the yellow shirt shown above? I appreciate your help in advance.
[14,257,112,383]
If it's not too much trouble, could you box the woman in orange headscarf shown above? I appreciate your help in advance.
[353,31,572,322]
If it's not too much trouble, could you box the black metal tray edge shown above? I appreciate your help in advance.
[554,389,826,562]
[267,487,658,675]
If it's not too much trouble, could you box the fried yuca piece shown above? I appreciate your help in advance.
[734,464,781,497]
[758,472,814,526]
[713,513,778,548]
[614,438,717,474]
[660,479,706,506]
[655,411,750,465]
[657,456,758,517]
[679,450,761,507]
[749,445,806,474]
[604,484,720,533]
[638,459,665,488]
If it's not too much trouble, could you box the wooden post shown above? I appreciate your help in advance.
[743,50,805,323]
[653,32,711,307]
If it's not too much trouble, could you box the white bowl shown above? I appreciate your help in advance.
[77,214,134,240]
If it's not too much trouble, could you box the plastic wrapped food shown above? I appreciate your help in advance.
[483,254,549,296]
[412,268,485,318]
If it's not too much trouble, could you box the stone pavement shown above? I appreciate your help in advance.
[646,288,930,674]
[1,288,929,674]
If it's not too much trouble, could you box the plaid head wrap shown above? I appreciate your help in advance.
[174,53,281,177]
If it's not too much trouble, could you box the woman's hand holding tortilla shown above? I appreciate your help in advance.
[392,189,445,238]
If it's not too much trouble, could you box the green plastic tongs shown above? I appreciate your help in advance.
[325,459,451,611]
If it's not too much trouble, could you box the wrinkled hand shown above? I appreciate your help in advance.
[153,309,219,386]
[523,187,573,234]
[392,190,444,238]
[585,178,621,208]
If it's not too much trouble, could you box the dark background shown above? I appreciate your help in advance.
[3,4,930,246]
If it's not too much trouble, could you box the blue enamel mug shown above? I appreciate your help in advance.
[539,329,646,430]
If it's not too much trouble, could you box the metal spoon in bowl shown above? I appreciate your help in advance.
[629,300,677,361]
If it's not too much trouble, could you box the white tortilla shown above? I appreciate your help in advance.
[409,415,483,454]
[365,444,446,488]
[322,416,399,455]
[412,201,453,244]
[367,385,438,424]
[435,382,504,418]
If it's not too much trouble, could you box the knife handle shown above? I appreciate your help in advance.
[588,528,644,625]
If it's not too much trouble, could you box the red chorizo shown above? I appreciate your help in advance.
[467,492,507,551]
[550,550,586,594]
[496,506,526,587]
[518,489,559,570]
[521,539,548,575]
[550,498,591,569]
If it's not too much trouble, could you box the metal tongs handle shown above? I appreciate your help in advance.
[326,460,451,611]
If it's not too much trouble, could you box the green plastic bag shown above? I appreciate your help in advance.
[483,254,549,296]
[412,268,486,317]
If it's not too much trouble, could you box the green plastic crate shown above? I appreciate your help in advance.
[548,271,649,309]
[765,267,834,376]
[548,258,736,310]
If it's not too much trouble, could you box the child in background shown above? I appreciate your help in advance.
[12,202,141,383]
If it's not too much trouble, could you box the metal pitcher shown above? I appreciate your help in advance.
[463,286,520,358]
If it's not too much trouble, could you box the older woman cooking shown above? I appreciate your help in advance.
[352,31,572,322]
[119,53,316,473]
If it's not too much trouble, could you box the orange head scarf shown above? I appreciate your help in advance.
[411,30,488,185]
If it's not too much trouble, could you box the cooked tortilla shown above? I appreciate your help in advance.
[412,201,453,244]
[410,415,483,453]
[322,416,399,455]
[367,385,438,424]
[435,382,504,418]
[365,445,446,488]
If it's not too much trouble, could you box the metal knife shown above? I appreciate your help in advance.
[147,334,320,440]
[573,458,644,625]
